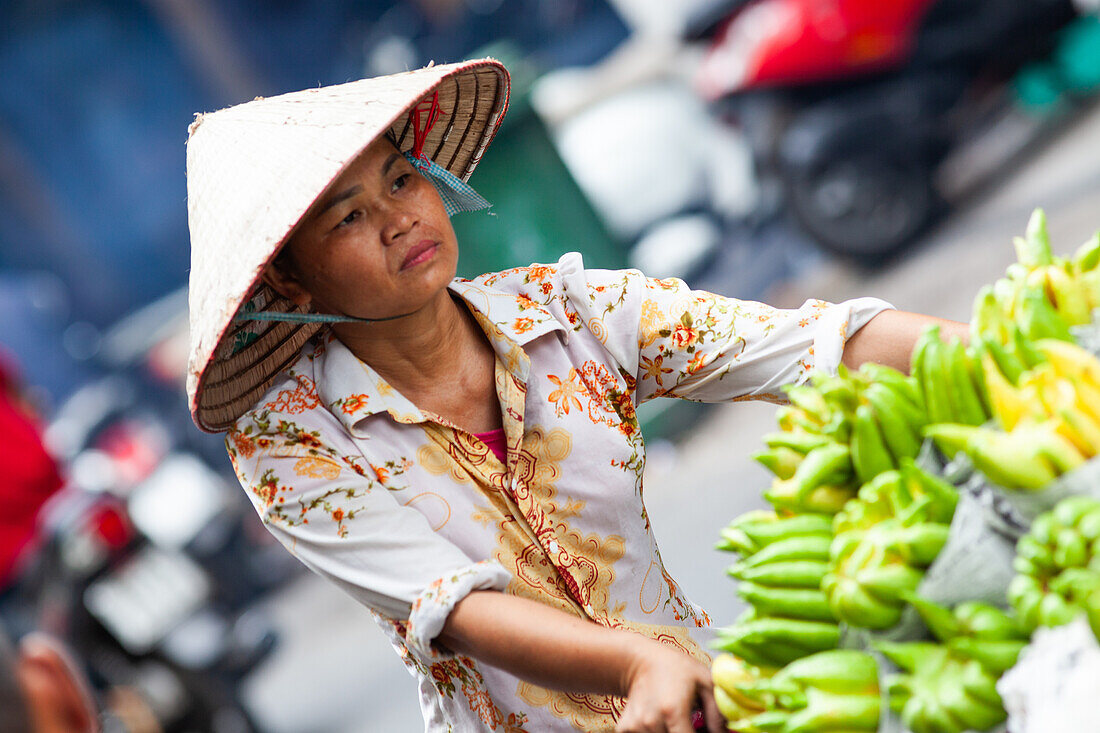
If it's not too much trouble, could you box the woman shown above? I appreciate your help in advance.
[185,59,965,732]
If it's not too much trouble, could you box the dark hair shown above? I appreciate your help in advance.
[0,626,33,733]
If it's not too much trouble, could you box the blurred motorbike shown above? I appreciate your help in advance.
[3,295,293,732]
[688,0,1094,259]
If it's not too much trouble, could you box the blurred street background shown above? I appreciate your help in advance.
[1,0,1099,731]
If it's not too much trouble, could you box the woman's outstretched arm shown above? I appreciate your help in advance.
[439,590,724,733]
[841,309,969,374]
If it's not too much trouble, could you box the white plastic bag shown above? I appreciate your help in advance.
[998,617,1100,733]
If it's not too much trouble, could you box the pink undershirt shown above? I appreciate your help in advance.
[473,428,507,464]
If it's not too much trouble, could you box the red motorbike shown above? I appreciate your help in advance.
[688,0,1084,258]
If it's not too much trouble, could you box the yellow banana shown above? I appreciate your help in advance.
[1027,364,1077,414]
[712,654,768,711]
[981,350,1030,430]
[1071,377,1100,426]
[1053,409,1100,458]
[1036,339,1100,387]
[1079,268,1100,313]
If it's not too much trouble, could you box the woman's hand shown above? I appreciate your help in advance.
[616,639,725,733]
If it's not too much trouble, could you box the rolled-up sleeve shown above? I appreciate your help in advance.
[226,410,509,661]
[558,255,892,404]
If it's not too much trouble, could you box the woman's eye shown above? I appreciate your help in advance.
[392,174,409,193]
[337,210,361,228]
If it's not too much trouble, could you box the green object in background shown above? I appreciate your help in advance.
[452,47,623,279]
[1055,15,1100,93]
[1015,15,1100,111]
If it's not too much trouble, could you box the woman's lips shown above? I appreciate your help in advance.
[401,240,438,270]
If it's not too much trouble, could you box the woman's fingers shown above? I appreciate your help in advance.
[699,689,726,733]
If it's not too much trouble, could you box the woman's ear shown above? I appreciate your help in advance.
[261,252,312,308]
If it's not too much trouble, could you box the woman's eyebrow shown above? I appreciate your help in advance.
[381,152,401,177]
[312,185,363,219]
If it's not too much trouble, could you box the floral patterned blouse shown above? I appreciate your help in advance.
[226,252,890,732]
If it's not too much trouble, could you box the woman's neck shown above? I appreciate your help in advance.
[331,290,494,397]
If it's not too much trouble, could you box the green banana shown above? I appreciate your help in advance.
[775,405,823,433]
[899,460,958,524]
[971,284,1008,343]
[945,337,988,425]
[980,334,1026,385]
[741,514,833,546]
[783,690,880,732]
[717,526,758,555]
[1015,208,1054,267]
[1038,592,1079,627]
[855,563,923,602]
[776,649,880,696]
[1053,495,1100,526]
[905,594,961,642]
[785,384,833,424]
[752,446,805,480]
[763,430,834,454]
[737,582,836,622]
[877,642,1007,733]
[742,534,833,568]
[952,601,1026,641]
[863,383,924,462]
[788,442,854,501]
[1072,230,1100,273]
[725,649,883,733]
[919,327,955,424]
[824,576,904,629]
[850,404,894,484]
[729,560,830,588]
[946,637,1026,675]
[1017,283,1074,342]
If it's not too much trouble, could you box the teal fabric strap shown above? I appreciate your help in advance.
[234,310,406,325]
[402,151,491,217]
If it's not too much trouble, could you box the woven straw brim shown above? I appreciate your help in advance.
[186,60,509,432]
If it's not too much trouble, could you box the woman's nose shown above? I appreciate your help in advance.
[380,207,416,246]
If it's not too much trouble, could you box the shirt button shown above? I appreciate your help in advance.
[548,540,559,554]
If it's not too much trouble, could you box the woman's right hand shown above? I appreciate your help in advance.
[615,639,725,733]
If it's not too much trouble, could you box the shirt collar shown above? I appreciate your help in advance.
[315,277,565,436]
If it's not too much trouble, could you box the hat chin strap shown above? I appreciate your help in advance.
[234,310,413,325]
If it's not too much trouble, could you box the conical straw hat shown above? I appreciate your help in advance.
[186,59,510,432]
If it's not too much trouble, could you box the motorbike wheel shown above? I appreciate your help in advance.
[784,155,936,261]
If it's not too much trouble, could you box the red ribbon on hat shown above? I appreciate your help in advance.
[410,91,445,162]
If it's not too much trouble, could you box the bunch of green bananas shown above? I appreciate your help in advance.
[906,596,1029,676]
[715,512,841,667]
[912,325,991,427]
[822,462,957,629]
[877,641,1007,733]
[1008,495,1100,633]
[926,338,1100,489]
[972,208,1100,343]
[753,363,929,514]
[722,650,881,733]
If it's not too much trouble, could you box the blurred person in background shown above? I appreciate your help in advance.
[0,349,64,592]
[184,60,966,732]
[0,629,97,733]
[0,626,161,733]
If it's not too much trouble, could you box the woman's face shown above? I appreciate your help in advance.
[265,135,459,319]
